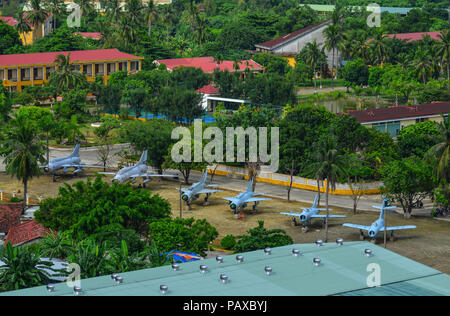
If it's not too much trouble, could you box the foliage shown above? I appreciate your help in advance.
[66,239,109,279]
[220,234,236,250]
[35,176,171,239]
[380,156,434,217]
[148,217,218,257]
[397,121,441,158]
[0,21,22,55]
[39,231,74,260]
[341,58,369,87]
[233,221,293,253]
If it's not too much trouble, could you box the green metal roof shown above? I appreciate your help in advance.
[300,4,415,14]
[2,241,449,296]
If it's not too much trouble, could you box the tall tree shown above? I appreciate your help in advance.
[323,23,344,89]
[302,40,322,92]
[48,53,87,93]
[26,0,49,42]
[144,0,159,37]
[427,115,450,183]
[44,0,66,30]
[15,7,32,45]
[436,30,450,80]
[0,116,46,212]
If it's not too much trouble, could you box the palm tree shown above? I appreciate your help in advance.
[74,0,95,28]
[48,53,87,92]
[411,47,433,84]
[370,31,390,65]
[27,0,48,42]
[1,116,46,212]
[436,30,450,80]
[323,23,345,89]
[0,243,56,291]
[307,137,346,242]
[15,7,32,45]
[302,40,322,92]
[101,0,122,23]
[124,0,144,28]
[427,115,450,183]
[160,4,175,41]
[39,231,74,259]
[44,0,66,30]
[144,0,159,37]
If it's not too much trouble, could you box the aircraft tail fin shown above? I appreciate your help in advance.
[200,168,208,183]
[138,150,148,165]
[69,144,80,158]
[247,178,254,193]
[312,194,319,208]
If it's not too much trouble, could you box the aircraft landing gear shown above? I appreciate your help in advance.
[292,217,298,227]
[370,238,378,244]
[52,173,56,183]
[252,201,259,213]
[388,231,396,242]
[359,230,365,241]
[321,218,327,228]
[203,193,210,206]
[301,225,309,233]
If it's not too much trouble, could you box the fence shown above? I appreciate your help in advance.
[208,164,382,195]
[0,191,44,205]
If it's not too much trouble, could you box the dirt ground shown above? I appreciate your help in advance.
[1,172,449,274]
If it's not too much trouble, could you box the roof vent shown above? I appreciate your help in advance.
[292,248,301,257]
[160,285,168,295]
[313,258,322,267]
[220,274,229,284]
[171,263,180,271]
[264,266,273,275]
[315,239,323,246]
[46,284,55,292]
[199,264,208,274]
[236,255,244,263]
[73,286,83,296]
[216,255,224,263]
[115,276,123,284]
[336,238,344,246]
[111,273,119,280]
[264,247,272,255]
[364,249,373,257]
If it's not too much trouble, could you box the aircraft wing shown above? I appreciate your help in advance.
[243,197,271,203]
[97,172,117,175]
[142,174,178,178]
[310,214,346,218]
[280,212,302,217]
[342,223,371,231]
[223,197,237,202]
[197,189,222,194]
[62,164,103,168]
[381,225,416,231]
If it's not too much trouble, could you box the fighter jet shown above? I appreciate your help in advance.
[177,169,222,209]
[99,150,178,186]
[280,194,346,232]
[342,199,416,241]
[44,144,102,181]
[223,178,271,217]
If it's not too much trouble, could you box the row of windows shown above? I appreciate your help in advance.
[0,61,140,82]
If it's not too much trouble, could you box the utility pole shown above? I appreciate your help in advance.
[179,180,182,219]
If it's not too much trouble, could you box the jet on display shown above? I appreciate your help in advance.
[177,169,222,209]
[99,150,178,186]
[280,194,346,232]
[223,178,271,217]
[43,144,102,181]
[342,199,416,241]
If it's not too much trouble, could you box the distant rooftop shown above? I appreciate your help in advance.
[300,4,414,15]
[346,102,450,124]
[255,21,329,50]
[3,241,450,296]
[155,57,263,74]
[386,31,443,42]
[74,32,103,40]
[5,220,51,246]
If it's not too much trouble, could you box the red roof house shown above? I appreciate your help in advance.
[0,16,18,27]
[74,32,103,40]
[195,84,219,95]
[5,220,52,246]
[0,49,143,67]
[0,203,22,234]
[155,57,263,73]
[345,102,450,124]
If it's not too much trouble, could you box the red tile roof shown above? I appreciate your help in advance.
[0,203,22,234]
[0,49,143,67]
[387,31,442,42]
[196,84,219,94]
[156,57,263,73]
[255,21,329,50]
[345,102,450,123]
[0,16,18,27]
[74,32,103,40]
[5,220,52,246]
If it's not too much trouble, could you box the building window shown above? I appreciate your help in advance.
[21,68,31,81]
[0,69,4,80]
[130,61,138,72]
[107,63,116,75]
[33,67,43,80]
[118,62,127,71]
[83,64,93,76]
[45,66,55,80]
[95,64,104,75]
[416,118,427,123]
[71,64,81,72]
[8,69,18,82]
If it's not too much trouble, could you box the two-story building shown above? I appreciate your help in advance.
[0,48,143,92]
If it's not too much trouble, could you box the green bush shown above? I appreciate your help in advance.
[220,235,236,250]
